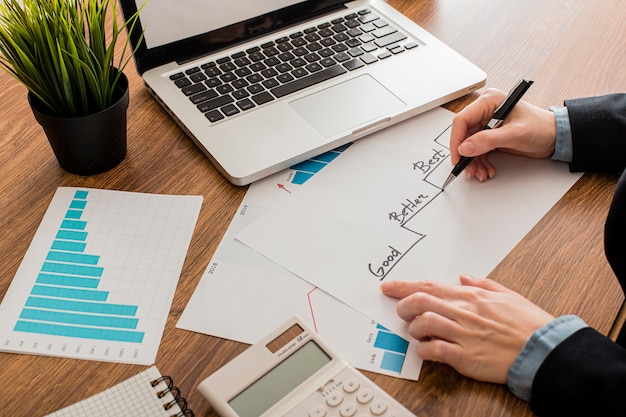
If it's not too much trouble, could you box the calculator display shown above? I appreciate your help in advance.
[228,340,331,417]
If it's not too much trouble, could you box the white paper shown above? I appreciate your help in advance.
[0,188,202,365]
[237,107,583,341]
[178,147,422,380]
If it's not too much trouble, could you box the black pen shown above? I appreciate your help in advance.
[442,79,534,190]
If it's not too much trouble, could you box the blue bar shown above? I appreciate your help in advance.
[380,351,405,373]
[51,240,86,252]
[74,190,89,199]
[374,330,409,354]
[31,285,108,301]
[65,209,83,219]
[292,171,314,185]
[290,159,327,174]
[37,273,100,288]
[310,150,342,164]
[19,308,138,329]
[60,219,87,230]
[46,251,99,265]
[25,296,138,316]
[69,200,87,209]
[41,262,103,277]
[56,230,88,241]
[14,321,144,343]
[333,143,352,152]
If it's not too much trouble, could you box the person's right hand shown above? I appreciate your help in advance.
[450,88,558,182]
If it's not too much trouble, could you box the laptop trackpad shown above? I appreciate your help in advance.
[290,74,405,138]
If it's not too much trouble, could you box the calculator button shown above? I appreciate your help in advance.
[356,389,374,404]
[343,378,360,393]
[309,405,327,417]
[340,402,358,417]
[370,400,388,416]
[326,391,344,407]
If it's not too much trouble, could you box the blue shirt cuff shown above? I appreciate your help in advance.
[550,105,573,163]
[507,315,588,401]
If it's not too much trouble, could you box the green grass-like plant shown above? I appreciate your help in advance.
[0,0,143,117]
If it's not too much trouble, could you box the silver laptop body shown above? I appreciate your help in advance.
[120,0,486,185]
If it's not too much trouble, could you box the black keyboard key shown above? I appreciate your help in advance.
[170,72,185,80]
[247,84,265,95]
[232,89,250,100]
[190,72,207,83]
[270,65,347,98]
[343,58,365,71]
[190,90,219,104]
[246,73,264,84]
[174,78,192,88]
[237,98,255,111]
[221,104,240,117]
[262,78,280,89]
[182,83,207,96]
[252,92,275,105]
[197,95,234,113]
[205,110,224,122]
[277,73,294,83]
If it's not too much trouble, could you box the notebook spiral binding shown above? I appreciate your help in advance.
[151,375,195,417]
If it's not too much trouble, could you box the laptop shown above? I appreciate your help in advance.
[120,0,486,185]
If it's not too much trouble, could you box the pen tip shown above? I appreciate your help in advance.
[442,173,455,190]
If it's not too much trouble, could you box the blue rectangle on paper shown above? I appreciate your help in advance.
[290,160,326,174]
[74,190,89,199]
[374,330,409,354]
[60,219,87,230]
[14,321,144,343]
[41,262,103,277]
[37,273,100,288]
[31,285,108,301]
[310,150,341,164]
[56,230,88,241]
[19,308,138,329]
[380,351,405,373]
[46,251,99,265]
[70,199,87,209]
[65,209,83,219]
[25,296,138,316]
[51,240,86,252]
[292,171,314,185]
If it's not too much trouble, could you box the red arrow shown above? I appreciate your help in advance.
[277,183,291,193]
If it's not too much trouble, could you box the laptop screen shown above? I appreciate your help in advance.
[137,0,305,49]
[121,0,349,74]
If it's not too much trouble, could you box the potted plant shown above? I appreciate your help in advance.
[0,0,143,175]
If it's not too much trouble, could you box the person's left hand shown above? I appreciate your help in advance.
[381,274,554,383]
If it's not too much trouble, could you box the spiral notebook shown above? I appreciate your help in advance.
[45,366,194,416]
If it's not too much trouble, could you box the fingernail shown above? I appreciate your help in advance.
[459,141,475,156]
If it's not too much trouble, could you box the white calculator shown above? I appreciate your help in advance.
[197,316,416,417]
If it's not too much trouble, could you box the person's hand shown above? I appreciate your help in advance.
[450,88,557,182]
[381,274,554,383]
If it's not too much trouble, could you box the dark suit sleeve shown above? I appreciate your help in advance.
[530,328,626,416]
[566,93,626,173]
[528,94,626,416]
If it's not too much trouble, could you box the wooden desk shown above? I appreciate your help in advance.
[1,0,624,415]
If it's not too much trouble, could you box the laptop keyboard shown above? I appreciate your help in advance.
[169,9,418,123]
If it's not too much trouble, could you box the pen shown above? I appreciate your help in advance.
[442,78,534,190]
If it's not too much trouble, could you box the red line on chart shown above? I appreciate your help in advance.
[307,287,320,332]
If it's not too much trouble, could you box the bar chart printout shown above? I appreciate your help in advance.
[0,187,203,365]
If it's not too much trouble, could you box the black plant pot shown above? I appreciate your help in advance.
[29,73,130,176]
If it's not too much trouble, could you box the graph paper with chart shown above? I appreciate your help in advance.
[178,140,421,379]
[0,187,202,364]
